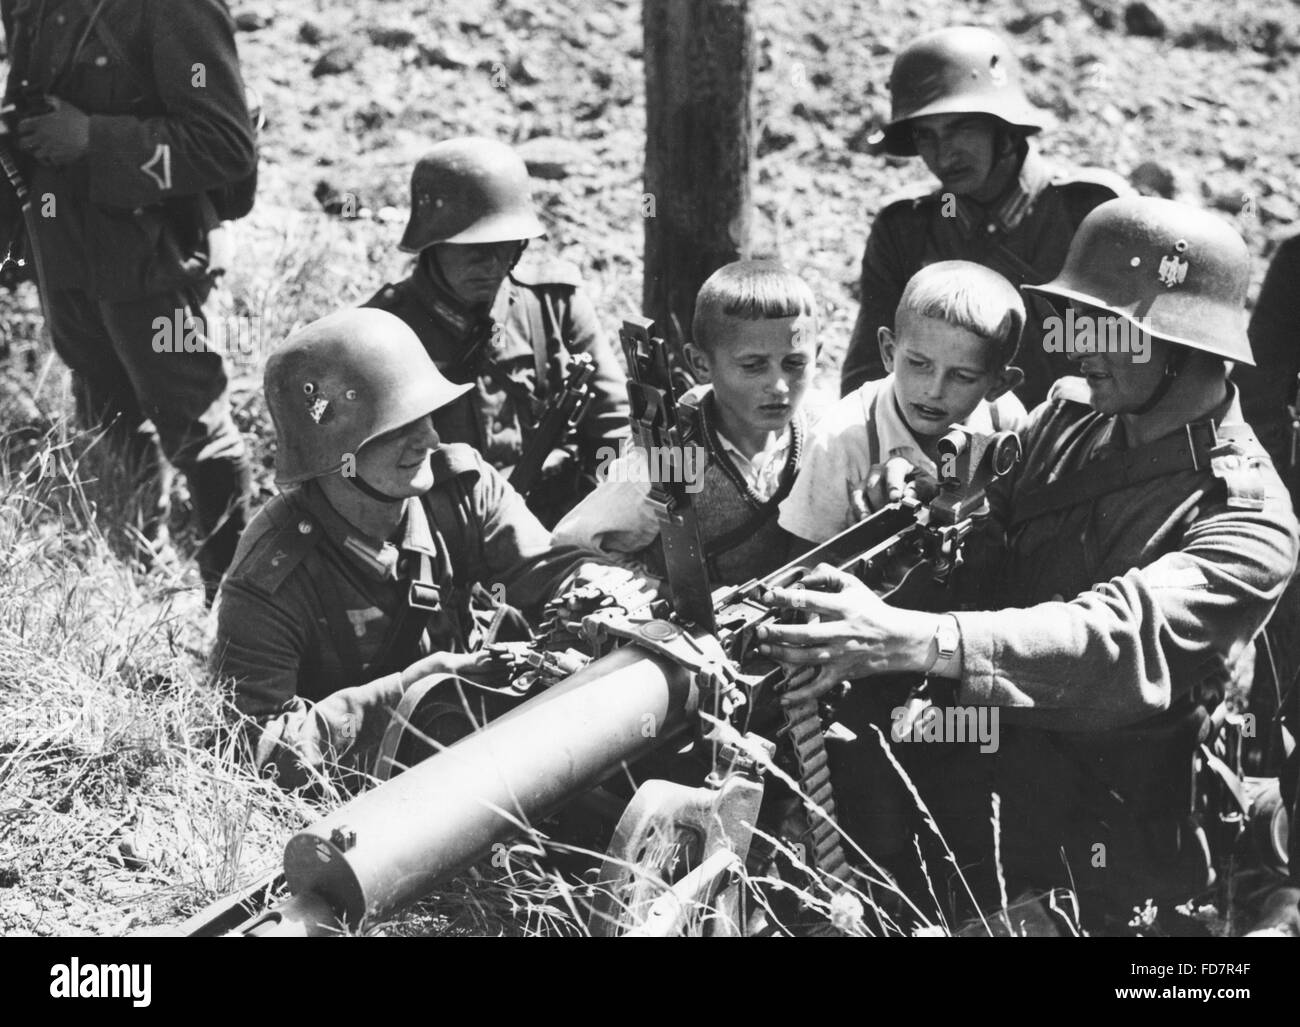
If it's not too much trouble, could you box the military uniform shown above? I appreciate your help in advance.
[840,145,1127,406]
[213,443,590,789]
[365,254,630,525]
[927,377,1298,925]
[0,0,256,589]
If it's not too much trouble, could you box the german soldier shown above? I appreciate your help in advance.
[761,197,1299,932]
[840,26,1128,407]
[364,136,629,528]
[211,309,615,790]
[0,0,256,599]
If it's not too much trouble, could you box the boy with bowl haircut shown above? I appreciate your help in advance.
[552,260,818,585]
[781,260,1027,544]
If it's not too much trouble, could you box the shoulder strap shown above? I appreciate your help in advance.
[425,477,481,580]
[523,289,550,405]
[865,387,882,470]
[1010,421,1257,527]
[370,481,484,674]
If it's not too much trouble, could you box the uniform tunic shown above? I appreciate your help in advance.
[1,0,256,298]
[941,377,1298,919]
[839,146,1127,407]
[0,0,256,589]
[213,444,590,787]
[364,254,629,523]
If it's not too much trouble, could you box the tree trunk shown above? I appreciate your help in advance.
[643,0,754,353]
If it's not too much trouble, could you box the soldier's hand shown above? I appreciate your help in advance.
[18,97,90,166]
[400,650,510,689]
[541,447,572,477]
[757,564,940,704]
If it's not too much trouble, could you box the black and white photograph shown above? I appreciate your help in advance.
[0,0,1297,978]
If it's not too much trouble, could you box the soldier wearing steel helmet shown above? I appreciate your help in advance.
[364,137,629,527]
[840,26,1129,407]
[211,308,604,790]
[758,197,1299,932]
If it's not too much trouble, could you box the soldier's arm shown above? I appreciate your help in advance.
[561,286,632,453]
[840,218,910,396]
[86,0,255,208]
[1233,237,1300,469]
[955,492,1299,731]
[551,446,661,555]
[467,456,598,611]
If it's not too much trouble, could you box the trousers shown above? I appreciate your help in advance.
[44,281,250,597]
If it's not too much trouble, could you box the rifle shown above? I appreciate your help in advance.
[507,352,596,500]
[177,322,1020,938]
[0,112,51,302]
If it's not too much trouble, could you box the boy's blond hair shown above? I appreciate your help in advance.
[896,260,1024,367]
[692,260,818,351]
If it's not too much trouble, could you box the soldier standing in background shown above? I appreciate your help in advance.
[365,136,629,528]
[0,0,256,601]
[840,26,1127,407]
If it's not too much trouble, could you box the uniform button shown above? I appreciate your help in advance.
[55,13,65,24]
[95,55,108,67]
[493,419,507,432]
[298,520,313,534]
[985,223,997,234]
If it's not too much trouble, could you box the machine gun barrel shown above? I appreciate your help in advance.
[192,645,699,936]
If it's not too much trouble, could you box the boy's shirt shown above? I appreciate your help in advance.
[552,385,796,561]
[778,374,1027,544]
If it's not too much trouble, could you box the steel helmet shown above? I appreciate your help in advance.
[877,27,1050,157]
[1023,196,1254,365]
[399,137,545,253]
[265,308,472,485]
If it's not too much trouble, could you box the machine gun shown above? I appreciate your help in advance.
[0,102,50,298]
[178,322,1020,938]
[507,352,597,501]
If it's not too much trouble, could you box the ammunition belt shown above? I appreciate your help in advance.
[779,698,851,885]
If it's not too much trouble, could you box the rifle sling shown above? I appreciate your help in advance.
[1009,420,1254,528]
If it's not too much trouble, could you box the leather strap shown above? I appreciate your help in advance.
[1010,420,1255,528]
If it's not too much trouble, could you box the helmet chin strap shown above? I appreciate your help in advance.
[347,473,405,504]
[1130,346,1188,416]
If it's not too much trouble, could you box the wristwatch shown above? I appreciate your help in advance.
[926,615,961,676]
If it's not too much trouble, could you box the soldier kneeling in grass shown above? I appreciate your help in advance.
[210,308,643,790]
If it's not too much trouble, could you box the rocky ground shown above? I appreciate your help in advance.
[1,0,1298,937]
